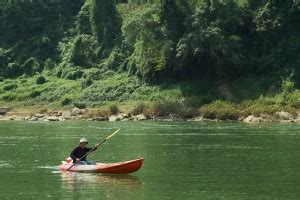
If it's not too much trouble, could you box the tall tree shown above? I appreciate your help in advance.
[90,0,120,48]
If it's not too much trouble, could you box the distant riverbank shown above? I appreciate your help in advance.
[1,104,300,123]
[1,74,300,124]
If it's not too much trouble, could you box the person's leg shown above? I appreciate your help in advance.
[79,161,87,165]
[85,160,96,165]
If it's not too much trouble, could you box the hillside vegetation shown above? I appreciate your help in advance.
[0,0,299,119]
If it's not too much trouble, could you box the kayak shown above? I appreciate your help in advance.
[59,158,144,174]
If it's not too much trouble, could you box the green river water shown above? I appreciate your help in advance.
[0,121,299,199]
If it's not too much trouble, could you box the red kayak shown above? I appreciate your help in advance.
[59,158,144,174]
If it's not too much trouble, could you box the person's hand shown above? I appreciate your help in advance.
[95,143,100,148]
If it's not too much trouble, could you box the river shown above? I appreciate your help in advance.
[0,121,299,199]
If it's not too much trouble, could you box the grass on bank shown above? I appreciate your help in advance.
[0,72,299,119]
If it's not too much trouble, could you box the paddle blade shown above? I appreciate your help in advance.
[106,129,120,140]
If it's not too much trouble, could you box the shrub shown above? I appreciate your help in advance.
[280,76,295,104]
[61,66,84,80]
[61,97,73,106]
[241,99,279,116]
[2,93,16,101]
[83,68,105,81]
[6,62,23,78]
[3,83,18,91]
[65,70,84,80]
[19,79,27,84]
[153,101,182,117]
[130,102,145,115]
[59,34,100,68]
[287,90,300,108]
[199,100,240,120]
[39,109,48,114]
[36,76,46,84]
[3,80,12,84]
[81,78,93,88]
[109,104,119,115]
[0,77,4,82]
[74,102,87,109]
[44,58,56,71]
[30,90,42,98]
[22,57,40,75]
[86,108,110,118]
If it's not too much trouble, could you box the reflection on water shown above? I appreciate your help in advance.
[60,172,143,199]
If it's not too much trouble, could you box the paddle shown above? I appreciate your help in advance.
[65,129,120,171]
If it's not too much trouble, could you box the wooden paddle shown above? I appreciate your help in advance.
[65,129,120,171]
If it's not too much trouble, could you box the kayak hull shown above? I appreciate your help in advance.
[59,158,144,174]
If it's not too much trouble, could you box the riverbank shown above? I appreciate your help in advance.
[1,105,300,123]
[1,74,300,123]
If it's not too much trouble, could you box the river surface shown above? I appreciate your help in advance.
[0,121,299,199]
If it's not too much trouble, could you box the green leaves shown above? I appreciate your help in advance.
[0,0,299,88]
[176,1,246,79]
[123,4,168,81]
[22,57,40,76]
[59,34,100,68]
[90,0,121,48]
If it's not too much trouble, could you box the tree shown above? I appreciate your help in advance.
[22,57,40,76]
[90,0,121,48]
[175,0,246,80]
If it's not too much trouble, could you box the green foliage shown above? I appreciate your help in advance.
[30,90,42,98]
[199,100,241,120]
[251,1,300,73]
[0,0,299,116]
[123,4,169,81]
[81,78,93,89]
[44,58,56,71]
[79,73,138,103]
[281,75,295,95]
[152,101,181,117]
[61,97,73,106]
[100,47,126,71]
[0,48,8,77]
[241,98,280,116]
[130,102,146,115]
[22,57,40,76]
[0,1,84,78]
[90,0,120,48]
[2,93,16,101]
[5,63,23,78]
[2,83,18,91]
[59,34,100,68]
[74,102,86,109]
[1,0,299,82]
[176,1,246,79]
[36,76,46,84]
[148,100,198,118]
[82,68,105,81]
[60,65,84,80]
[286,90,300,108]
[279,74,296,105]
[109,104,119,115]
[77,2,92,35]
[66,70,84,80]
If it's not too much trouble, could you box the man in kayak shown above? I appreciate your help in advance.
[70,137,100,165]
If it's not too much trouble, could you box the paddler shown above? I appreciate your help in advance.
[70,137,100,165]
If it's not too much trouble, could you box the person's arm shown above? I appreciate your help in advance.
[87,144,100,151]
[70,147,79,161]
